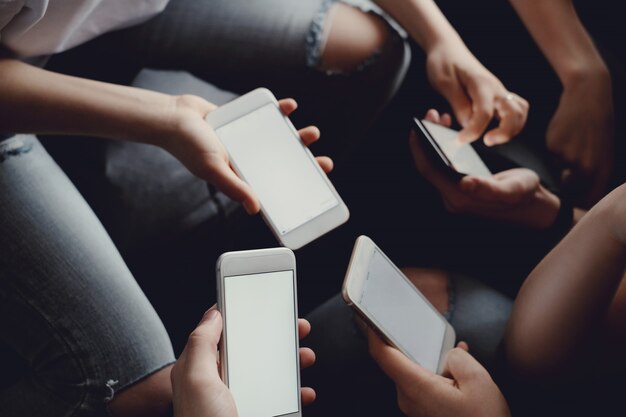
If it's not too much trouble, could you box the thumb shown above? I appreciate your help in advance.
[442,347,490,390]
[183,308,223,377]
[367,328,435,389]
[460,169,538,205]
[206,160,260,214]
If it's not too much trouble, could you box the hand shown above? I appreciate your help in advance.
[161,95,334,214]
[368,330,510,417]
[546,71,614,207]
[171,308,316,417]
[425,40,529,145]
[410,109,560,229]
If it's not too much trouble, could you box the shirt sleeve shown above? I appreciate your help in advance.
[0,1,27,42]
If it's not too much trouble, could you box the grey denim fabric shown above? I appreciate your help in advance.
[0,136,175,417]
[0,0,411,415]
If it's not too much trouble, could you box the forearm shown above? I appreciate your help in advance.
[0,58,182,145]
[506,184,626,377]
[374,0,464,51]
[509,0,609,87]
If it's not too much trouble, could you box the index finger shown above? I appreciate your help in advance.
[458,84,494,143]
[180,309,223,380]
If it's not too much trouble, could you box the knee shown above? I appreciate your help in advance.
[318,3,391,72]
[107,365,173,417]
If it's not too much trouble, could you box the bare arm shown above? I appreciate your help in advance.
[0,58,191,142]
[0,59,332,213]
[509,0,613,206]
[509,0,608,86]
[506,183,626,378]
[374,0,528,144]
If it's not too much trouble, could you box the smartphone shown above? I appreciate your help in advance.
[206,88,349,250]
[342,235,456,374]
[412,117,492,179]
[216,247,301,417]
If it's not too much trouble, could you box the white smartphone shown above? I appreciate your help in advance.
[206,88,349,250]
[342,235,456,374]
[412,118,492,179]
[216,247,301,417]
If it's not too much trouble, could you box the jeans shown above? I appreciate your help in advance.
[36,0,409,348]
[0,136,174,417]
[1,0,410,415]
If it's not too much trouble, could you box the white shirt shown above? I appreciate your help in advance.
[0,0,169,57]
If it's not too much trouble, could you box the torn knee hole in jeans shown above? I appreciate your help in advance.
[306,0,389,75]
[0,137,33,163]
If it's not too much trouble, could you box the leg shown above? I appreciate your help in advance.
[0,136,175,417]
[40,0,411,322]
[113,0,410,159]
[318,2,391,72]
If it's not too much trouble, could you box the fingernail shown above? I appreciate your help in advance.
[203,309,219,321]
[242,201,255,214]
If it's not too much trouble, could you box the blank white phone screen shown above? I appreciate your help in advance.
[216,104,338,235]
[359,249,446,372]
[224,270,299,417]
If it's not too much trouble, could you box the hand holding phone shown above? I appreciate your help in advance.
[342,236,456,374]
[206,88,349,249]
[217,248,302,417]
[412,118,492,179]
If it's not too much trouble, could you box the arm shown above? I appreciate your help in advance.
[0,57,262,209]
[509,0,614,206]
[506,183,626,379]
[374,0,528,145]
[0,59,332,213]
[509,0,608,88]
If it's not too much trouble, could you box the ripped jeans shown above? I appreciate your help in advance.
[1,1,410,416]
[0,136,175,417]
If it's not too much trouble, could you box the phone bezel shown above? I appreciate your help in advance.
[206,88,349,250]
[411,117,492,180]
[341,235,456,375]
[216,247,302,417]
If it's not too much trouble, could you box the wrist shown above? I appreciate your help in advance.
[137,94,215,148]
[423,31,466,55]
[559,57,610,90]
